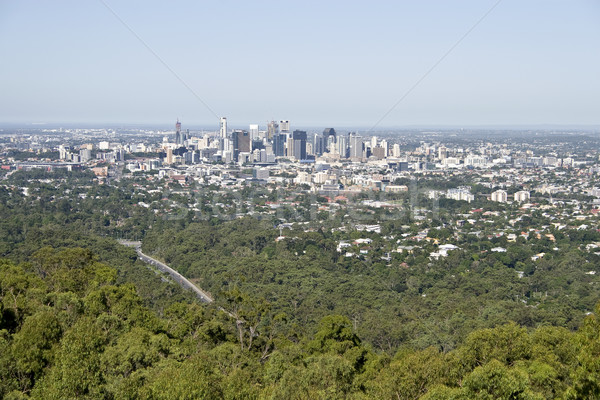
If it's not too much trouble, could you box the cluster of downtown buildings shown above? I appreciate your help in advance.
[2,122,600,203]
[164,118,398,165]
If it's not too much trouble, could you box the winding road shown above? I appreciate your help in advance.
[119,240,213,303]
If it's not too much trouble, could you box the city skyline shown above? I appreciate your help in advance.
[1,1,599,127]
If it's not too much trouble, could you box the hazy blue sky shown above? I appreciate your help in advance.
[1,0,599,128]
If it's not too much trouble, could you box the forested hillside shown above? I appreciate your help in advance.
[3,169,600,398]
[1,249,600,399]
[3,170,600,352]
[143,218,600,352]
[0,171,196,312]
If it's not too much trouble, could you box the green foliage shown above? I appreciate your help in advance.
[1,250,600,398]
[141,215,600,354]
[3,166,600,397]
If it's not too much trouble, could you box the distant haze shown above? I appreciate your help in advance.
[1,1,599,128]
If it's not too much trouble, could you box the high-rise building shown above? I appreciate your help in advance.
[273,133,286,157]
[292,130,307,160]
[220,117,227,139]
[251,139,265,151]
[447,188,474,203]
[175,119,182,145]
[491,190,508,203]
[223,137,233,155]
[59,145,68,160]
[249,124,259,140]
[323,128,336,140]
[438,146,447,160]
[370,136,378,150]
[349,133,363,159]
[79,148,92,162]
[313,134,325,156]
[306,142,313,156]
[280,120,290,134]
[513,191,530,202]
[336,135,348,157]
[380,140,388,157]
[219,117,228,152]
[321,128,336,155]
[286,136,294,158]
[372,147,386,160]
[267,120,279,139]
[233,130,251,161]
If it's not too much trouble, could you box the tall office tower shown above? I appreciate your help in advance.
[223,137,233,154]
[220,117,228,139]
[326,135,336,153]
[249,124,259,140]
[313,134,325,156]
[336,135,348,157]
[175,119,182,145]
[323,128,336,139]
[438,146,447,160]
[233,130,251,161]
[370,136,378,150]
[59,145,68,160]
[218,117,228,152]
[322,128,336,153]
[252,139,265,151]
[380,140,389,157]
[273,133,286,157]
[372,146,386,160]
[79,148,92,162]
[349,133,363,159]
[166,147,173,164]
[306,142,313,156]
[267,120,279,139]
[223,150,233,164]
[280,120,290,133]
[286,137,294,158]
[392,143,401,158]
[292,130,307,160]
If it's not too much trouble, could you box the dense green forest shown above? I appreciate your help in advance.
[0,170,195,312]
[2,169,600,398]
[143,218,600,352]
[2,249,600,399]
[2,169,600,351]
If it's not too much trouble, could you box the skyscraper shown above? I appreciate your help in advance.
[323,128,336,153]
[280,120,290,134]
[233,130,251,161]
[370,136,378,150]
[220,117,227,139]
[175,119,182,145]
[219,117,228,152]
[249,124,259,140]
[313,134,325,156]
[323,128,336,139]
[267,120,279,139]
[337,135,348,157]
[273,133,286,157]
[349,133,363,160]
[292,130,307,160]
[438,146,447,160]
